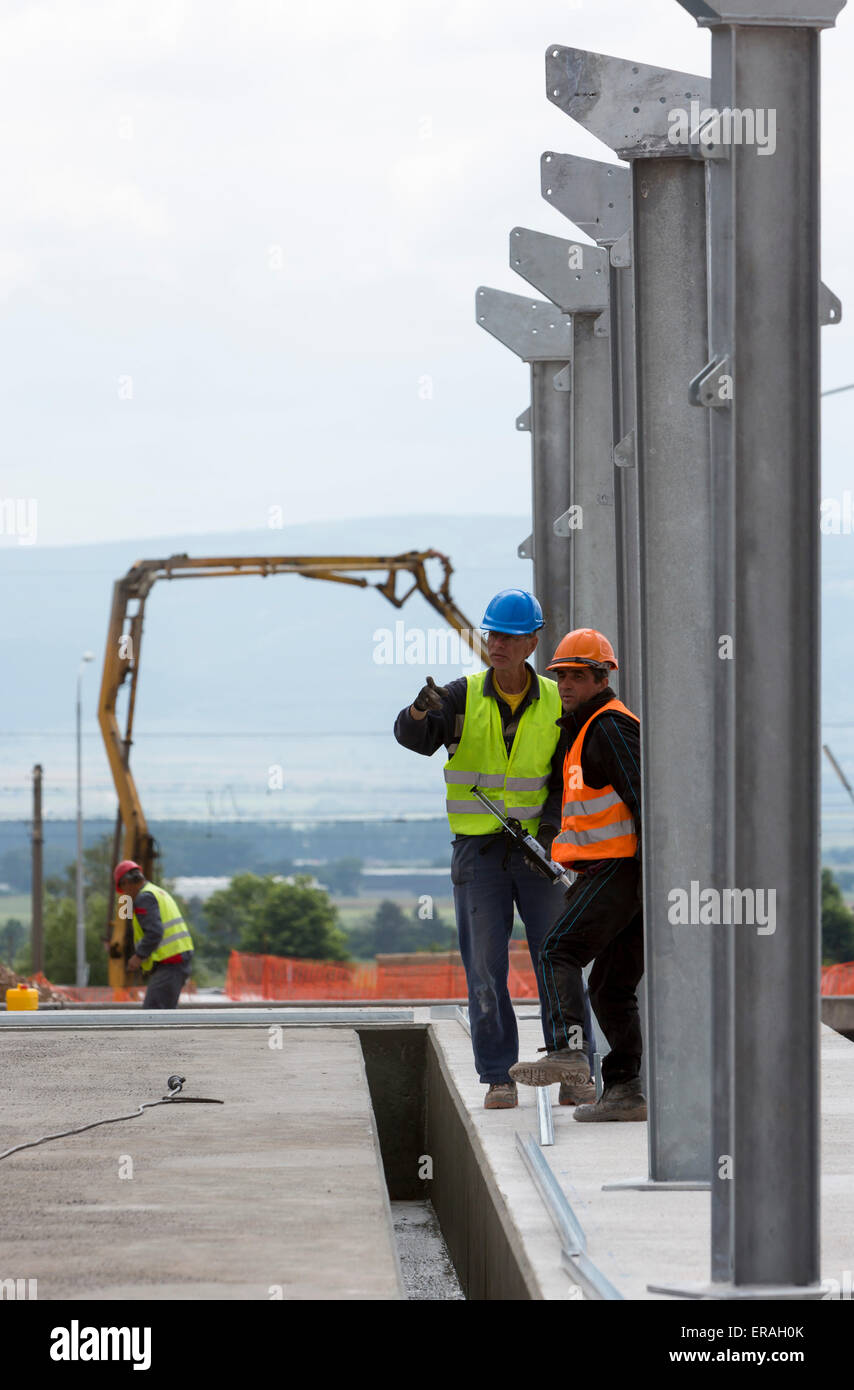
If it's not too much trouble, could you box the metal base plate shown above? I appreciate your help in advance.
[649,1280,825,1301]
[602,1176,711,1191]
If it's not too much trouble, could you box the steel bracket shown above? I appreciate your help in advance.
[475,286,573,362]
[614,430,636,468]
[677,0,845,28]
[553,509,581,537]
[518,534,534,560]
[540,152,631,246]
[820,282,842,326]
[510,226,609,315]
[553,364,572,392]
[692,112,732,160]
[546,46,710,161]
[690,356,732,409]
[610,231,632,268]
[516,406,532,432]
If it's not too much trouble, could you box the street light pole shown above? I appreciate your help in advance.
[76,651,94,987]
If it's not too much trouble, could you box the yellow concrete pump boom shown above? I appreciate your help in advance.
[97,550,486,985]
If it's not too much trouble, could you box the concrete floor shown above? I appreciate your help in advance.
[427,1014,854,1300]
[0,1027,403,1300]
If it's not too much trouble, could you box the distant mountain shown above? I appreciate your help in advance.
[0,515,535,822]
[1,518,851,838]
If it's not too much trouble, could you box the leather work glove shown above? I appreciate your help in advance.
[412,676,448,712]
[536,824,557,859]
[521,824,559,879]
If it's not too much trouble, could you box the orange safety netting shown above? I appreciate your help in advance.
[821,961,854,996]
[225,944,540,1002]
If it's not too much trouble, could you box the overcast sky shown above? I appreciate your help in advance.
[2,0,852,548]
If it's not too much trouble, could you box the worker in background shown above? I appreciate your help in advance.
[113,861,194,1009]
[394,590,594,1111]
[510,629,646,1121]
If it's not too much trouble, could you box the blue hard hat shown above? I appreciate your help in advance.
[481,589,544,635]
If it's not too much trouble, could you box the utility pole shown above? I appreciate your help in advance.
[32,764,43,977]
[76,651,94,987]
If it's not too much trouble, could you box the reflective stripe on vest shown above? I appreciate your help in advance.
[443,671,562,836]
[551,699,639,865]
[133,882,194,972]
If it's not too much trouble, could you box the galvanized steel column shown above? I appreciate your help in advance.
[539,154,641,714]
[508,229,619,651]
[675,0,847,1295]
[475,289,574,667]
[547,48,714,1185]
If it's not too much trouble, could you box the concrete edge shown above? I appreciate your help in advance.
[353,1035,407,1300]
[425,1025,545,1299]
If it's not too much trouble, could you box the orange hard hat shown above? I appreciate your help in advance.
[547,628,618,671]
[114,859,143,888]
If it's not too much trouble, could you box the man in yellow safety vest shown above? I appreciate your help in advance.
[394,590,595,1111]
[114,860,194,1009]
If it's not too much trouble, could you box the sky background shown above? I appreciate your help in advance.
[1,0,852,548]
[1,1,852,841]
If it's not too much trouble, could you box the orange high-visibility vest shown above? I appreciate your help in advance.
[551,699,640,866]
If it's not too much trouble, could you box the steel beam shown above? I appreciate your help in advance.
[540,153,642,715]
[476,287,574,667]
[548,47,714,1187]
[509,228,619,653]
[669,0,846,1298]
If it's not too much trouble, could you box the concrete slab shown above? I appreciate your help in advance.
[429,1015,854,1300]
[0,1027,403,1300]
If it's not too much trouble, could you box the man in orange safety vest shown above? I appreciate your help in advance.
[509,628,646,1121]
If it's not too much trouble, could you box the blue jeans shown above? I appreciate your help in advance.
[451,834,595,1084]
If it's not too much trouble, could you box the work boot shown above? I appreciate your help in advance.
[484,1082,518,1110]
[559,1077,596,1106]
[509,1048,590,1088]
[573,1077,647,1122]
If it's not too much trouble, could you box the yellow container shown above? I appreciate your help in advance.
[5,983,38,1011]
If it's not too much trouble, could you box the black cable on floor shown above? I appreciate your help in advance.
[0,1074,223,1161]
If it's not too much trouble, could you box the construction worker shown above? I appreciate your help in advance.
[394,590,594,1111]
[510,629,646,1121]
[113,861,194,1009]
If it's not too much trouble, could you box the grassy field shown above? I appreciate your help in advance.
[332,894,456,932]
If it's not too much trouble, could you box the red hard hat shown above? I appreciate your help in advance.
[114,860,143,888]
[547,628,618,671]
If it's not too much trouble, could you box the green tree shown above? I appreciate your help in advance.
[202,873,348,961]
[0,918,26,965]
[200,873,272,966]
[345,900,456,959]
[15,893,110,985]
[373,900,409,954]
[822,867,854,964]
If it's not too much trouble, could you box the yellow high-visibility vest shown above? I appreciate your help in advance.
[133,882,194,971]
[443,670,562,835]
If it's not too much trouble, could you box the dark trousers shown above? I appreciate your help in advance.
[452,834,595,1084]
[539,857,643,1086]
[142,957,192,1009]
